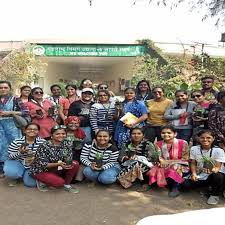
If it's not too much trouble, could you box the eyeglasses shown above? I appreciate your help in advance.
[33,91,43,95]
[26,128,39,131]
[99,86,108,90]
[192,95,202,98]
[153,91,162,94]
[52,125,67,130]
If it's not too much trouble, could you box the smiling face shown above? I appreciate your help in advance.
[199,132,215,149]
[51,86,61,97]
[124,89,135,101]
[202,78,214,90]
[24,124,39,138]
[96,131,111,147]
[32,88,44,101]
[138,81,149,92]
[153,88,164,100]
[52,129,67,143]
[131,129,144,143]
[161,128,176,142]
[66,86,76,97]
[21,87,31,97]
[81,92,93,102]
[67,121,80,131]
[0,82,11,96]
[175,91,188,103]
[82,80,93,88]
[191,92,205,104]
[98,91,110,104]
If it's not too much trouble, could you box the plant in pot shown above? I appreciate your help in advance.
[94,152,104,168]
[202,155,215,172]
[149,147,160,164]
[125,144,136,159]
[63,150,72,166]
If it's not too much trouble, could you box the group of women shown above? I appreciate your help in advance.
[1,78,225,205]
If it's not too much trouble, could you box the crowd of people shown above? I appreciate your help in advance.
[1,76,225,205]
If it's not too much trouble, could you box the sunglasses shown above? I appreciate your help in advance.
[34,91,43,95]
[99,86,108,90]
[192,95,202,98]
[52,125,67,130]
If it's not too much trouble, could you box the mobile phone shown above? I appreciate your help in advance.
[36,109,44,116]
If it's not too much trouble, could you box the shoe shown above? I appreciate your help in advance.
[7,178,18,187]
[207,195,219,205]
[64,185,79,194]
[168,188,180,198]
[36,181,49,192]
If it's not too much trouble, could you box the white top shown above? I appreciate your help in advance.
[190,145,225,179]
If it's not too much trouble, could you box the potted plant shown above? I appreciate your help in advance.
[202,155,215,171]
[125,144,136,158]
[149,147,160,164]
[94,152,104,168]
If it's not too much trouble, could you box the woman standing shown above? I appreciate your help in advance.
[147,125,189,197]
[135,80,154,102]
[164,90,196,142]
[114,87,148,148]
[189,130,225,205]
[4,123,45,187]
[77,79,93,97]
[191,90,210,145]
[19,85,32,103]
[30,126,79,193]
[0,81,29,173]
[90,90,115,135]
[118,128,157,189]
[145,87,172,142]
[25,87,57,139]
[208,91,225,148]
[81,130,120,185]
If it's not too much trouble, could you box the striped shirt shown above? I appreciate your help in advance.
[80,142,119,170]
[8,136,46,168]
[89,102,115,133]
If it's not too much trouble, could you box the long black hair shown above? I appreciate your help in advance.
[135,80,152,95]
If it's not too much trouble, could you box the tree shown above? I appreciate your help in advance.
[145,0,225,25]
[0,44,47,92]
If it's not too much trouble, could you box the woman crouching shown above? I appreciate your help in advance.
[80,130,120,184]
[30,125,79,193]
[147,125,189,197]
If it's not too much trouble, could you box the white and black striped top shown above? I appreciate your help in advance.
[80,142,119,170]
[8,136,46,168]
[89,102,115,133]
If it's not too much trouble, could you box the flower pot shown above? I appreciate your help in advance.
[203,161,214,171]
[94,159,103,168]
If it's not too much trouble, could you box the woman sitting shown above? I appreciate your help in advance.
[118,127,157,189]
[64,116,86,182]
[80,130,120,185]
[189,130,225,205]
[4,123,45,187]
[147,125,189,198]
[30,125,79,193]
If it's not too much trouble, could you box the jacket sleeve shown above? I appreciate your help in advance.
[80,144,92,166]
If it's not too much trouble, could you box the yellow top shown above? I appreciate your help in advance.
[147,98,173,126]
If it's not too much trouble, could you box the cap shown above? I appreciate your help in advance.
[82,88,94,94]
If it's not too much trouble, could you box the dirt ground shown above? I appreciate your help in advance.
[0,178,224,225]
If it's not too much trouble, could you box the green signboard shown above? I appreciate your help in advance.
[32,44,145,57]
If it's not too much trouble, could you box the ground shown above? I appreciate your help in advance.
[0,179,224,225]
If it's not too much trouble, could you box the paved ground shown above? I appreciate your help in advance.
[0,178,224,225]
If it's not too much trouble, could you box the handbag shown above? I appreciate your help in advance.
[13,114,31,128]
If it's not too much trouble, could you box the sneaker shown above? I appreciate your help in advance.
[36,181,49,192]
[7,178,18,187]
[64,185,79,194]
[168,188,180,198]
[207,195,219,205]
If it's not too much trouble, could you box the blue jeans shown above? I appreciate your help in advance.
[0,118,21,162]
[3,160,36,187]
[83,166,120,184]
[81,126,92,143]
